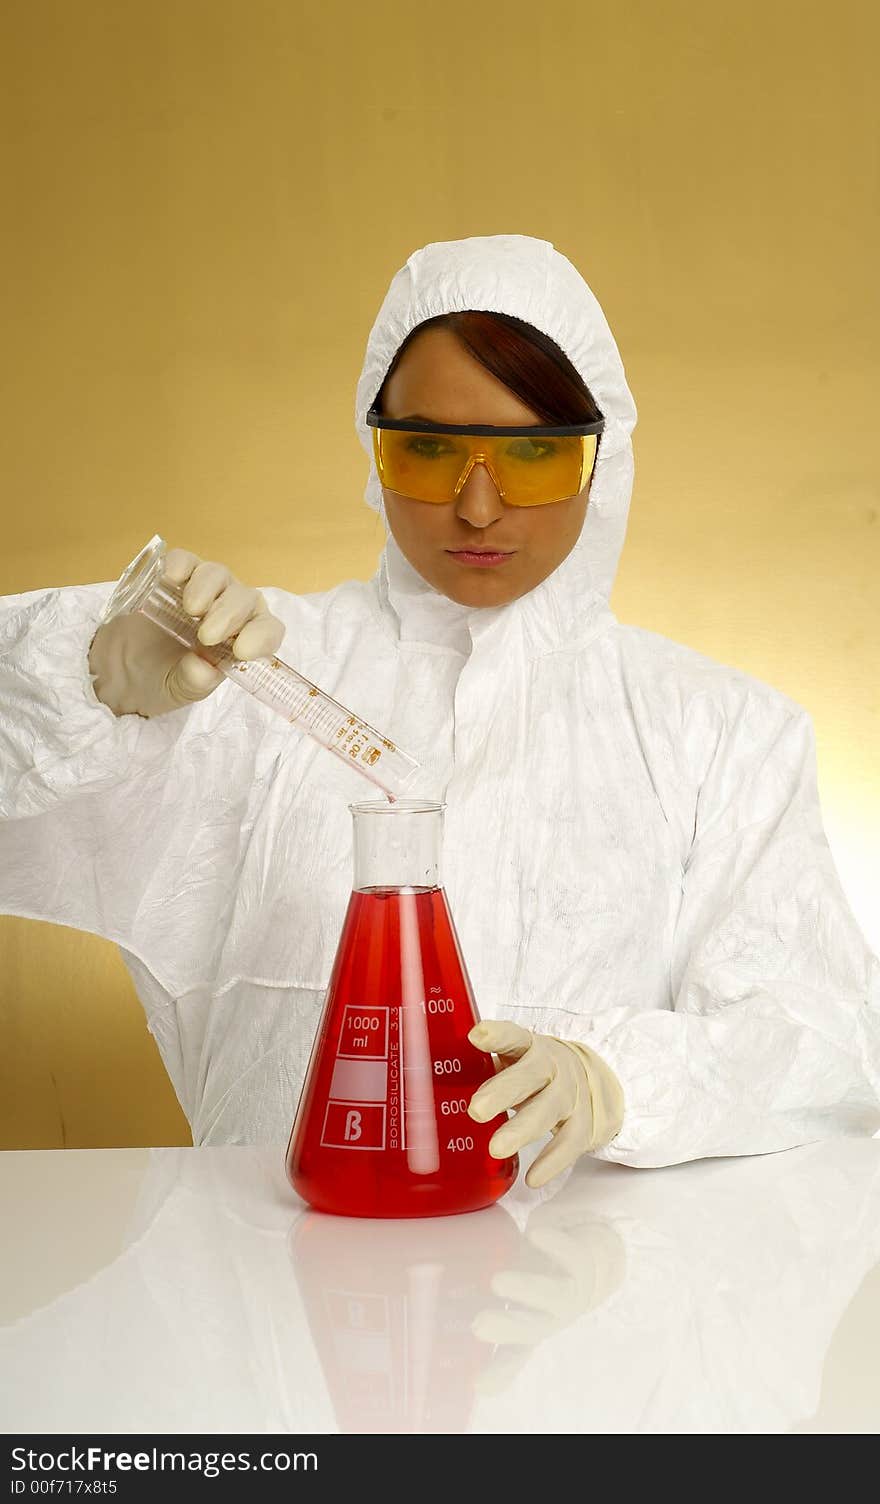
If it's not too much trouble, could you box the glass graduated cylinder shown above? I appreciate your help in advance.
[99,534,421,802]
[286,800,518,1218]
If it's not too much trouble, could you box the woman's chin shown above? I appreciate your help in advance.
[432,560,523,607]
[440,580,515,608]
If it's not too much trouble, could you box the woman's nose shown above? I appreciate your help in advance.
[454,461,507,526]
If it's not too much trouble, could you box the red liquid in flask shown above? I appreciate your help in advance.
[286,884,518,1218]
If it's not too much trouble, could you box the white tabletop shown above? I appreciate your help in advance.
[1,1140,879,1435]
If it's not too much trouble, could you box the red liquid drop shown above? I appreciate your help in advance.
[286,887,518,1217]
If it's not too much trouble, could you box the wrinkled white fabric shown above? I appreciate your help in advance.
[1,233,878,1165]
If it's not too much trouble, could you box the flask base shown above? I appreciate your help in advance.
[288,1161,518,1219]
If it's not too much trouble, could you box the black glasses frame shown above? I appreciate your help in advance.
[366,407,605,440]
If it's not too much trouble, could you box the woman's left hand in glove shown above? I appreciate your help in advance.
[467,1020,625,1189]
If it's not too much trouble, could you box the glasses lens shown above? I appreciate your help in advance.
[375,429,597,507]
[377,429,470,503]
[491,433,588,506]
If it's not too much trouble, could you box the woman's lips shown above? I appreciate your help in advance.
[447,549,515,568]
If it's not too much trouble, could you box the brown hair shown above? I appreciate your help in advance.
[373,310,602,428]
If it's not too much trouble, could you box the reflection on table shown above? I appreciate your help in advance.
[1,1138,879,1434]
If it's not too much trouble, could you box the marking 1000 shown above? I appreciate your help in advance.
[418,997,455,1015]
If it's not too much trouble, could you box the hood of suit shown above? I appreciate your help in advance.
[355,234,638,655]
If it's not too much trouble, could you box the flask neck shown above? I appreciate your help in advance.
[351,802,443,891]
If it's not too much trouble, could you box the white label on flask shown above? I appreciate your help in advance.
[321,1101,386,1150]
[338,1005,389,1059]
[328,1058,388,1103]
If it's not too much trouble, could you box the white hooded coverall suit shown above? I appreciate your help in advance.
[1,234,878,1167]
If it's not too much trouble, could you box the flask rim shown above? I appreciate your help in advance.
[349,798,446,816]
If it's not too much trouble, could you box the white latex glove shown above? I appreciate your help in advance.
[88,547,286,718]
[467,1021,625,1189]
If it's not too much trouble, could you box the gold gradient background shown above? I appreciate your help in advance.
[1,0,878,1150]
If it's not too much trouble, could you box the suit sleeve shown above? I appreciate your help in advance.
[582,701,880,1167]
[0,582,265,999]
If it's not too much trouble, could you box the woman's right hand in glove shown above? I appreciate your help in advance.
[88,547,286,718]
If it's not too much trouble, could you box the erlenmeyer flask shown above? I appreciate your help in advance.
[285,799,518,1217]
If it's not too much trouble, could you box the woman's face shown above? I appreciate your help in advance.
[379,327,593,608]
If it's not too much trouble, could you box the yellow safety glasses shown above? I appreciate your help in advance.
[366,409,604,508]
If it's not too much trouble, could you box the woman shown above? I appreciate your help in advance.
[2,233,878,1184]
